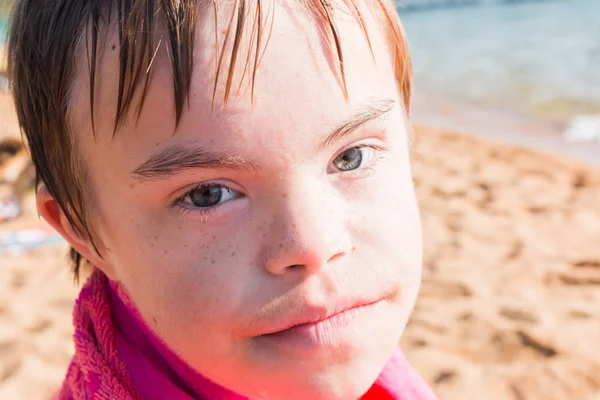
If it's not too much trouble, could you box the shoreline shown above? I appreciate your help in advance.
[411,94,600,168]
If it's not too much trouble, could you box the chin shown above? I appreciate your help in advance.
[248,352,387,400]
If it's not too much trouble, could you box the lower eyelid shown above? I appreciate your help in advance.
[176,198,230,218]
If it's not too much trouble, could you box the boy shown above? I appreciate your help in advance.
[8,0,438,399]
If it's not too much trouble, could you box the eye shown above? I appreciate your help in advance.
[181,184,240,208]
[332,146,376,172]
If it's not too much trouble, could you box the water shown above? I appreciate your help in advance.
[400,0,600,123]
[398,0,600,164]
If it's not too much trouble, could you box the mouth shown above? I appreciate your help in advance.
[256,298,385,348]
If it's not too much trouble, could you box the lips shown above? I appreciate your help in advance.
[258,297,382,337]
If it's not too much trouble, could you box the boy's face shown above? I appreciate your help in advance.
[70,2,422,400]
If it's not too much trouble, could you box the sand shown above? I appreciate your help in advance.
[403,128,600,400]
[1,89,600,399]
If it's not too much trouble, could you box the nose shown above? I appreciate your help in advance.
[261,180,352,276]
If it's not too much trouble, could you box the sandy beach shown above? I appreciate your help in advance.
[1,88,600,399]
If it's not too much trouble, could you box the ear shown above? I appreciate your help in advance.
[36,185,118,280]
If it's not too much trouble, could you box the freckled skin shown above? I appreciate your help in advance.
[65,2,422,400]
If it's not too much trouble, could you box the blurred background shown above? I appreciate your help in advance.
[404,0,600,164]
[1,0,599,399]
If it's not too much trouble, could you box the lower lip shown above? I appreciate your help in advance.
[257,301,383,349]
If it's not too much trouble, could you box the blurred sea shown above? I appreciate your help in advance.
[399,0,600,164]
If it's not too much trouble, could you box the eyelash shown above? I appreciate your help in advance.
[173,143,387,217]
[176,204,220,219]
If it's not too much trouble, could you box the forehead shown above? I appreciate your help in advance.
[70,0,400,166]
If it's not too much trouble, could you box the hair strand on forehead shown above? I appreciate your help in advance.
[348,0,375,61]
[224,0,247,104]
[212,0,237,110]
[251,0,263,101]
[87,2,100,136]
[236,0,259,98]
[133,0,157,122]
[375,0,412,111]
[317,0,348,99]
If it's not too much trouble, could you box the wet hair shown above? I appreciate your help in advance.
[8,0,411,281]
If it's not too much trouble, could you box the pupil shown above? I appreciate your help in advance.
[190,186,222,208]
[335,148,362,171]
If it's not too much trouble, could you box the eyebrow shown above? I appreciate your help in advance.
[132,145,257,181]
[132,97,396,181]
[319,97,396,150]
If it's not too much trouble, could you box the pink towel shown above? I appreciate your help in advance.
[57,270,142,400]
[57,270,439,399]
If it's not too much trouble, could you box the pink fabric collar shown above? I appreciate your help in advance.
[109,279,246,399]
[58,270,438,400]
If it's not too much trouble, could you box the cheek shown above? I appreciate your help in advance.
[101,210,253,340]
[112,238,257,367]
[351,149,422,289]
[355,145,420,233]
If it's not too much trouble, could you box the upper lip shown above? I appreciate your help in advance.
[259,296,381,336]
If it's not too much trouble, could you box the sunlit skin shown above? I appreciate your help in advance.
[39,1,423,399]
